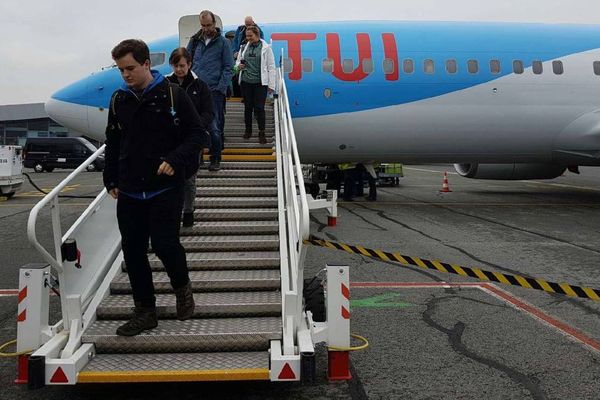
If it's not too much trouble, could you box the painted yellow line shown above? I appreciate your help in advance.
[78,368,270,383]
[515,276,533,289]
[222,149,274,155]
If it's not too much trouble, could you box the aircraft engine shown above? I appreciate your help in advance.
[453,163,567,180]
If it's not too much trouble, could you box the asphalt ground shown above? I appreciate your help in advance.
[2,166,600,399]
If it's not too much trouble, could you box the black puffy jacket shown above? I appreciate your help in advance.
[103,72,206,193]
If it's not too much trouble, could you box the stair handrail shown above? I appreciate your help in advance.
[27,145,121,329]
[275,60,310,349]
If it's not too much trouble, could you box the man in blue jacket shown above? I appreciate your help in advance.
[232,16,264,59]
[187,10,233,171]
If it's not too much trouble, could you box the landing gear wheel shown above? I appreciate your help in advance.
[34,163,44,173]
[303,276,326,322]
[86,163,96,172]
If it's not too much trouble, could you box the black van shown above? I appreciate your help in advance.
[23,137,105,172]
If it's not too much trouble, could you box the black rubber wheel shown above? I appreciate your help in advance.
[303,276,326,322]
[34,163,44,173]
[86,163,96,172]
[44,167,54,173]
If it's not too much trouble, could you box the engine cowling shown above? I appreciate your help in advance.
[453,163,567,180]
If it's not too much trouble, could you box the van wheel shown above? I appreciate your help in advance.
[33,163,44,173]
[303,276,326,322]
[86,164,96,172]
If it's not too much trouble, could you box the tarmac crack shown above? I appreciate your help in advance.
[338,204,388,231]
[353,202,530,278]
[422,295,548,400]
[379,189,600,257]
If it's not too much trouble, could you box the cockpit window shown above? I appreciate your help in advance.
[150,53,166,67]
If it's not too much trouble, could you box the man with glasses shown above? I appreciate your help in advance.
[187,10,233,172]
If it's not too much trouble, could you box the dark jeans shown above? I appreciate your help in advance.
[117,187,189,307]
[241,81,268,132]
[210,90,225,163]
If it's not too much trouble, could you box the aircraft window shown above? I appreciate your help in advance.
[383,59,395,74]
[446,59,457,74]
[150,53,166,67]
[302,58,313,73]
[490,60,501,74]
[594,61,600,76]
[362,59,374,74]
[552,60,564,75]
[322,58,334,73]
[513,60,524,74]
[468,60,479,74]
[342,59,354,73]
[403,59,414,74]
[283,58,293,73]
[424,59,435,74]
[532,61,543,75]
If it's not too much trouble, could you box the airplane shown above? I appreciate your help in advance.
[45,20,600,180]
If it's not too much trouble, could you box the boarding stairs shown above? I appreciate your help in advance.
[18,68,347,386]
[78,100,280,381]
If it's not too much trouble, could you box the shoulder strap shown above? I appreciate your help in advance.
[109,91,122,129]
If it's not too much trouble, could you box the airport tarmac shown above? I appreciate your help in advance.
[2,166,600,399]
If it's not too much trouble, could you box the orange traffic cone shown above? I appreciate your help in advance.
[440,171,452,193]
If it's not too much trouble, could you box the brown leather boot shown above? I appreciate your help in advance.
[116,303,158,336]
[175,281,195,321]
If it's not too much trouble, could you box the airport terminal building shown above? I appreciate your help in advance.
[0,103,89,147]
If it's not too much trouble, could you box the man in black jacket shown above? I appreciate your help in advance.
[103,39,206,336]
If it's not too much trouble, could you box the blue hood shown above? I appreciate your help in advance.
[120,70,165,94]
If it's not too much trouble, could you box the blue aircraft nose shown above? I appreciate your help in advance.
[46,78,90,134]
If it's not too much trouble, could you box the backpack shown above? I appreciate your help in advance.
[110,83,202,180]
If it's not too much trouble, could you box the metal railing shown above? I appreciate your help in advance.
[27,145,121,330]
[274,66,311,354]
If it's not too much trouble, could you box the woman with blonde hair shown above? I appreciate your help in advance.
[235,25,276,144]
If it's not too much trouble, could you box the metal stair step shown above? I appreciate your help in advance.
[194,197,277,208]
[96,291,281,319]
[180,221,279,236]
[82,317,282,353]
[202,154,276,162]
[145,251,280,270]
[79,352,271,382]
[197,187,277,197]
[197,169,275,178]
[212,162,276,170]
[111,270,281,293]
[179,235,279,252]
[197,178,276,187]
[193,208,278,221]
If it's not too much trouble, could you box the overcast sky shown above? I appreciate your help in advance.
[1,0,599,105]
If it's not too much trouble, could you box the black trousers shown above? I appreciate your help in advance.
[241,81,268,132]
[117,187,189,307]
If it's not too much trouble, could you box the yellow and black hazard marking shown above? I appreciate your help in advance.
[304,235,600,302]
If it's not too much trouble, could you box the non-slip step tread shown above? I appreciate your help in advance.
[194,197,277,208]
[82,317,282,353]
[180,221,279,236]
[111,270,281,293]
[97,291,281,319]
[146,251,281,271]
[197,178,277,187]
[212,162,276,170]
[180,235,279,243]
[197,187,278,197]
[80,351,269,379]
[81,351,269,373]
